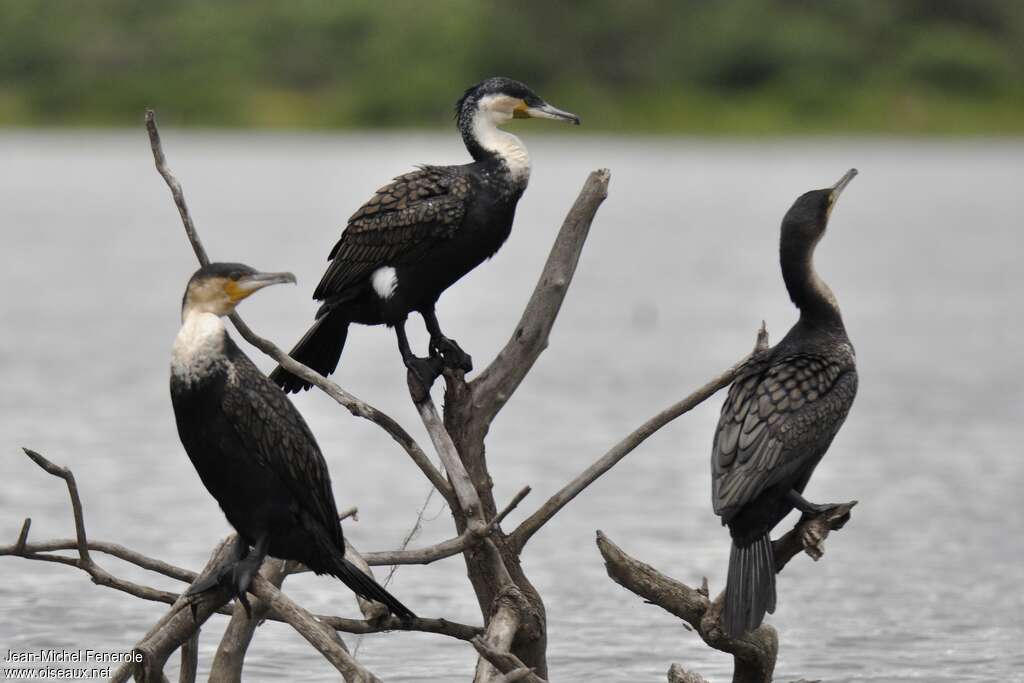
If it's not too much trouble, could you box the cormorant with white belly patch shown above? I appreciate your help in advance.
[170,263,414,619]
[711,170,859,638]
[270,77,580,393]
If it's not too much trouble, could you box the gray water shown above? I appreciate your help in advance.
[0,131,1022,682]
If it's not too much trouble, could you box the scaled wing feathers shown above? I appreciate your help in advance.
[712,353,855,518]
[314,166,470,300]
[221,347,342,541]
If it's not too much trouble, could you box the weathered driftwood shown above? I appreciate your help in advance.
[597,500,856,683]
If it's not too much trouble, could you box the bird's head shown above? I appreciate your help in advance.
[455,77,580,130]
[181,263,296,319]
[781,168,858,245]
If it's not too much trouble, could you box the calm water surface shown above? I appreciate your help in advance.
[0,132,1022,682]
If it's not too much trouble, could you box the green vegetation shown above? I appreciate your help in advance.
[2,0,1023,133]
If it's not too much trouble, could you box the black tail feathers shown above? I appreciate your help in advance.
[723,533,776,638]
[331,556,415,620]
[270,313,349,393]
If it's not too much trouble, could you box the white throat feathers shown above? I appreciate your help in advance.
[171,311,228,384]
[471,95,531,183]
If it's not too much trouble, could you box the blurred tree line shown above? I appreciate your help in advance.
[2,0,1022,133]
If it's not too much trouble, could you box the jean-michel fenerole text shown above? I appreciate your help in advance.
[4,649,142,664]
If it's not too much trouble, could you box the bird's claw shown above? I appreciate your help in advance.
[405,355,444,399]
[799,502,842,523]
[229,554,263,619]
[430,336,473,372]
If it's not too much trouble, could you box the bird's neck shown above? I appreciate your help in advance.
[172,310,228,384]
[780,235,844,330]
[460,109,531,185]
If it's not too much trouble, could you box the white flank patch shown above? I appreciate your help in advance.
[371,266,399,300]
[171,311,227,383]
[471,98,531,182]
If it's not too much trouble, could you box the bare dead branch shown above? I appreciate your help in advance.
[2,537,196,583]
[772,501,857,568]
[248,573,381,683]
[472,583,532,683]
[14,518,30,554]
[362,485,529,566]
[596,496,855,683]
[232,314,455,506]
[145,109,209,267]
[320,615,483,641]
[3,484,519,579]
[209,558,290,683]
[496,670,541,683]
[596,530,776,683]
[492,486,532,528]
[510,325,770,551]
[8,540,481,643]
[2,451,486,683]
[179,632,199,683]
[414,394,487,532]
[127,537,240,683]
[21,448,91,563]
[471,635,547,683]
[667,663,710,683]
[143,109,454,508]
[4,449,192,610]
[471,170,610,422]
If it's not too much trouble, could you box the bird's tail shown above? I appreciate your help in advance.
[723,532,776,638]
[329,556,415,621]
[270,313,349,393]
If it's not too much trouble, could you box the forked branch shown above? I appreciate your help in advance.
[596,499,856,683]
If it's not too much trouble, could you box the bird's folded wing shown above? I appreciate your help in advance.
[313,166,470,299]
[221,347,343,539]
[711,353,854,517]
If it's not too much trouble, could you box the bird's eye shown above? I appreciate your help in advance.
[229,271,242,281]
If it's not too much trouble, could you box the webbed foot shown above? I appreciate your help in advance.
[229,551,267,618]
[404,354,444,399]
[787,490,842,522]
[186,536,267,620]
[430,336,473,373]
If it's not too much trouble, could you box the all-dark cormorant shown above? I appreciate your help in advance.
[271,77,580,393]
[711,170,859,638]
[170,263,414,618]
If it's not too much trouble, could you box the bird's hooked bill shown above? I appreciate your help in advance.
[229,271,297,300]
[831,168,858,197]
[516,102,581,125]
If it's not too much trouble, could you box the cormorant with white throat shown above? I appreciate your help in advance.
[271,77,580,393]
[170,263,414,619]
[711,170,859,638]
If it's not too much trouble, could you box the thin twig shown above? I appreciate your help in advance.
[363,485,528,567]
[145,109,209,267]
[1,538,195,582]
[14,518,30,554]
[22,448,91,564]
